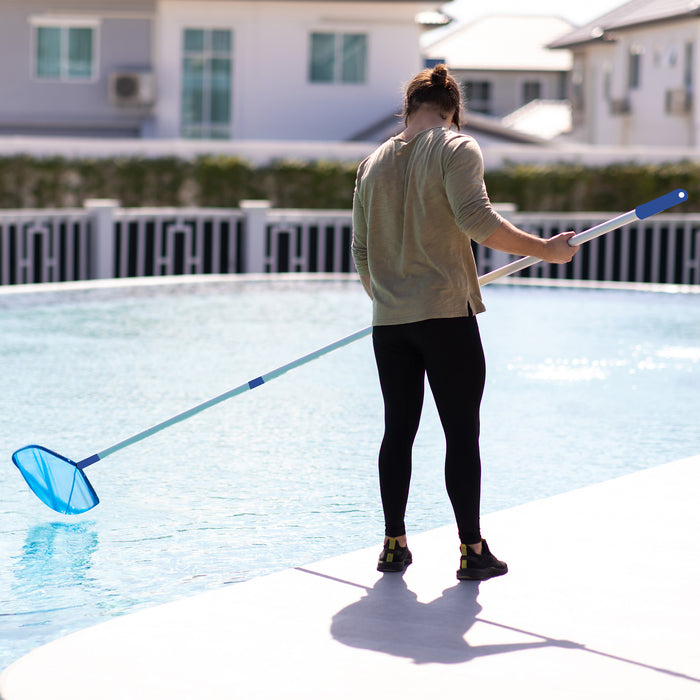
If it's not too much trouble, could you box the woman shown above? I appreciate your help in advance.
[352,64,578,581]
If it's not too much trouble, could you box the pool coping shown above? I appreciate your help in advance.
[1,455,699,699]
[0,273,361,297]
[1,271,699,298]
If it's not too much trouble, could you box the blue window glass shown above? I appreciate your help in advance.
[35,24,95,81]
[310,32,367,84]
[182,29,232,139]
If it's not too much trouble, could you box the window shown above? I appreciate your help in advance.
[628,47,642,89]
[463,81,492,114]
[32,20,96,81]
[181,28,232,139]
[684,41,694,91]
[522,81,541,105]
[571,63,585,113]
[603,66,612,101]
[309,32,367,84]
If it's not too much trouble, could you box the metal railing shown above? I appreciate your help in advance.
[493,212,700,285]
[0,208,91,285]
[0,199,698,286]
[113,207,246,278]
[264,208,354,274]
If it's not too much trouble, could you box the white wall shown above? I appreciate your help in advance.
[0,1,154,136]
[579,19,700,147]
[451,68,566,117]
[156,1,424,140]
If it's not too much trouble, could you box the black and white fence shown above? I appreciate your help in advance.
[1,199,698,286]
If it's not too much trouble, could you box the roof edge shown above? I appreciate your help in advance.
[550,6,700,50]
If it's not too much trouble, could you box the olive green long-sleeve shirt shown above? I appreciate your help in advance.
[352,126,503,326]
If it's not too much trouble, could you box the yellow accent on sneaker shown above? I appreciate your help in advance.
[386,537,396,563]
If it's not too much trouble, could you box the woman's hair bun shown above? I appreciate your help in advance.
[430,64,448,87]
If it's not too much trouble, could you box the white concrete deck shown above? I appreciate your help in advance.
[2,456,699,699]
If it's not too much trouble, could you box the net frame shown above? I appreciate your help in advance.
[12,445,99,515]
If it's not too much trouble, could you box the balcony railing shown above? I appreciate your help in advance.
[1,199,698,286]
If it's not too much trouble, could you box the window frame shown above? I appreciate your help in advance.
[628,46,643,90]
[181,27,233,140]
[30,16,100,83]
[684,41,694,91]
[309,31,367,85]
[521,80,542,106]
[463,80,492,114]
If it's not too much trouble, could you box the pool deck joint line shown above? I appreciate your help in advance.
[1,455,699,699]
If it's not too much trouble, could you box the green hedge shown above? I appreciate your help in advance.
[0,155,695,212]
[485,161,698,213]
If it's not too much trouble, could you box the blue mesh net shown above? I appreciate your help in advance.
[12,445,99,515]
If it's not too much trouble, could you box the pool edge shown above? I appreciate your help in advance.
[2,454,699,699]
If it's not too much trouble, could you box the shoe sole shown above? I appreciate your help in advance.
[457,565,508,581]
[377,558,412,573]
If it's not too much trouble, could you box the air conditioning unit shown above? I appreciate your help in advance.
[609,97,631,115]
[665,89,692,115]
[109,72,155,106]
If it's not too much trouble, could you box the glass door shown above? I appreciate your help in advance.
[181,28,232,139]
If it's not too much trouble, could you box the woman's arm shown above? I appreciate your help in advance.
[359,275,373,299]
[482,219,579,264]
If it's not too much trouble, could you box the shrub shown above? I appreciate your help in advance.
[0,155,694,212]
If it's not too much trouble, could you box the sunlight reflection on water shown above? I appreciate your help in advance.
[1,278,699,670]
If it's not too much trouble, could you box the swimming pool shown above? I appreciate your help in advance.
[2,276,699,670]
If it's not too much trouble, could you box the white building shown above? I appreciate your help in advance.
[550,0,700,147]
[423,15,573,117]
[0,0,445,142]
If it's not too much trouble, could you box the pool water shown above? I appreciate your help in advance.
[1,277,699,670]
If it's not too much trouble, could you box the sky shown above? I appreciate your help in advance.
[443,0,626,26]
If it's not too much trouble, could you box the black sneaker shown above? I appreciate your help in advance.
[456,539,508,580]
[377,537,413,573]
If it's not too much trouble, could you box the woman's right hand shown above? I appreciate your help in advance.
[543,232,579,264]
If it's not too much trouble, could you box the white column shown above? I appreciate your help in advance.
[240,200,271,273]
[84,199,119,279]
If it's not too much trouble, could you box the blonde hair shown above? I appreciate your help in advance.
[403,64,462,129]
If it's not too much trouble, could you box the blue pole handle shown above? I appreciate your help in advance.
[635,189,688,219]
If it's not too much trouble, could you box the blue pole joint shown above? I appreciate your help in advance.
[248,376,265,389]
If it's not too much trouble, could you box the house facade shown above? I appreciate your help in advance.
[0,0,154,137]
[423,15,573,118]
[0,0,441,141]
[550,0,700,147]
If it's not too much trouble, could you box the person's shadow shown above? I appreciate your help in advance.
[330,573,575,665]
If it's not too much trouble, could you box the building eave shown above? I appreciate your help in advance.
[550,6,700,50]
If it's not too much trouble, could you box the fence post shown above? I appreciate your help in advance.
[240,200,271,273]
[85,199,119,279]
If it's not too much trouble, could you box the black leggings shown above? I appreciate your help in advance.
[372,316,485,544]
